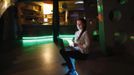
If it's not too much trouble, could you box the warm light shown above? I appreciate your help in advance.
[75,1,84,4]
[0,0,11,17]
[43,3,53,14]
[130,36,134,40]
[42,46,53,64]
[41,44,59,65]
[44,18,48,22]
[3,0,11,9]
[98,14,103,22]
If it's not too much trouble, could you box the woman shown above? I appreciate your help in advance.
[60,18,90,75]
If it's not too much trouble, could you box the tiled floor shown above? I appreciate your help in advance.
[1,42,134,75]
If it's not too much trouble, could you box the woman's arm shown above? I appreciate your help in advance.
[83,31,90,49]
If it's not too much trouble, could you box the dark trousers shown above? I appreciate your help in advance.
[60,48,88,70]
[58,38,88,70]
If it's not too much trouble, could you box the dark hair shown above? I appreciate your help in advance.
[76,18,87,40]
[76,18,87,28]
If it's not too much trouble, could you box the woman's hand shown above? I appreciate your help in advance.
[74,43,83,49]
[77,43,83,49]
[73,43,78,47]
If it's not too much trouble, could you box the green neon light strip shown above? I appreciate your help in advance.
[59,35,74,38]
[23,35,53,40]
[22,38,53,47]
[23,38,53,43]
[97,0,106,53]
[22,35,74,47]
[22,35,74,40]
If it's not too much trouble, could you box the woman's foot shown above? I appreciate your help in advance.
[65,69,78,75]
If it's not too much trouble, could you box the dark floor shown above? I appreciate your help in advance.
[1,42,134,75]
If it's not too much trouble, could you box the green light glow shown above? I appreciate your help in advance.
[97,5,103,13]
[23,35,53,40]
[97,0,104,13]
[97,5,101,13]
[59,35,75,38]
[22,35,74,47]
[22,35,74,40]
[93,30,98,36]
[62,39,70,46]
[97,0,106,54]
[22,38,53,47]
[119,0,127,5]
[114,11,121,17]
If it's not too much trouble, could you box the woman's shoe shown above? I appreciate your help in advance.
[65,70,78,75]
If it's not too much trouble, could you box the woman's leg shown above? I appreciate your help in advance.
[60,49,74,71]
[60,48,80,75]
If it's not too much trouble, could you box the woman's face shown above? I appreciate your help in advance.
[76,20,83,30]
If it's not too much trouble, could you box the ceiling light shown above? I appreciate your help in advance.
[75,1,84,4]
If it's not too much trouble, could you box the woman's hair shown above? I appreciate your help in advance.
[76,18,87,30]
[76,18,87,40]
